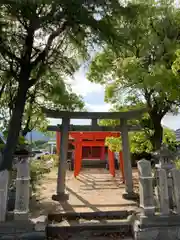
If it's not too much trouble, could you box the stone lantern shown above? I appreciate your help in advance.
[154,144,176,210]
[13,143,33,220]
[155,144,176,170]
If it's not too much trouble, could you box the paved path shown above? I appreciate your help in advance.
[30,168,139,217]
[0,232,133,240]
[62,232,133,240]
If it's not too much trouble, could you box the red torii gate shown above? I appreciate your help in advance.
[56,131,125,181]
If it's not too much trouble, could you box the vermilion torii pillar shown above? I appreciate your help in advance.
[69,131,120,177]
[74,139,82,177]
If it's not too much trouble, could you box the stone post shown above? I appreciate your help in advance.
[171,168,180,214]
[157,168,170,215]
[137,159,155,216]
[52,117,70,201]
[91,119,98,130]
[0,168,9,222]
[154,145,176,210]
[14,156,30,220]
[50,144,54,154]
[121,118,134,197]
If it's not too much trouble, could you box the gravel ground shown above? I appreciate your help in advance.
[30,168,139,217]
[0,232,133,240]
[1,168,138,240]
[47,231,133,240]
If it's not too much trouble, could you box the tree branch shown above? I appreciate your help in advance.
[22,86,37,136]
[22,114,31,136]
[0,43,21,64]
[144,88,154,109]
[28,63,47,87]
[29,116,40,132]
[160,105,171,118]
[0,82,6,100]
[9,61,19,80]
[31,21,68,68]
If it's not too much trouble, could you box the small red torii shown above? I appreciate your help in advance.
[56,131,125,181]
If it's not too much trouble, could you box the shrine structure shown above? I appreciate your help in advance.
[55,130,124,178]
[44,109,146,201]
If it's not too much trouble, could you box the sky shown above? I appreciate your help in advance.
[49,67,180,131]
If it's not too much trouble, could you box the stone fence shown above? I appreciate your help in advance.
[0,156,30,222]
[134,158,180,240]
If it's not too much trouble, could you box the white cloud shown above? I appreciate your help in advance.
[162,113,180,130]
[48,62,180,131]
[48,67,112,126]
[86,103,111,112]
[49,118,91,125]
[68,68,103,97]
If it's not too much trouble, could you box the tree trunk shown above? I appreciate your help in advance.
[22,117,31,137]
[0,82,29,171]
[150,116,163,151]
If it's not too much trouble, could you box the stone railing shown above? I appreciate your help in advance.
[14,156,31,220]
[0,154,47,238]
[137,158,180,215]
[137,159,155,216]
[0,155,30,222]
[134,158,180,240]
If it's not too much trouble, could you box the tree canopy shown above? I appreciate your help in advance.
[105,127,178,154]
[0,68,85,137]
[88,0,180,150]
[0,1,137,171]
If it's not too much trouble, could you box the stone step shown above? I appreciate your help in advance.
[0,220,35,235]
[0,232,45,240]
[48,210,134,221]
[0,232,133,240]
[79,160,107,168]
[46,219,133,238]
[50,231,133,240]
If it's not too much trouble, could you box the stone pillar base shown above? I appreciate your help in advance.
[122,191,139,201]
[30,215,48,231]
[14,210,29,221]
[134,220,180,240]
[134,215,180,240]
[52,193,69,202]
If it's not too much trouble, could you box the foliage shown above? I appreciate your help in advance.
[21,71,86,136]
[175,159,180,170]
[163,127,179,152]
[30,154,59,192]
[105,128,178,154]
[9,154,54,193]
[17,135,28,146]
[172,48,180,75]
[30,160,50,192]
[0,143,4,149]
[0,135,29,150]
[39,154,59,166]
[0,0,131,171]
[0,69,85,136]
[88,0,180,150]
